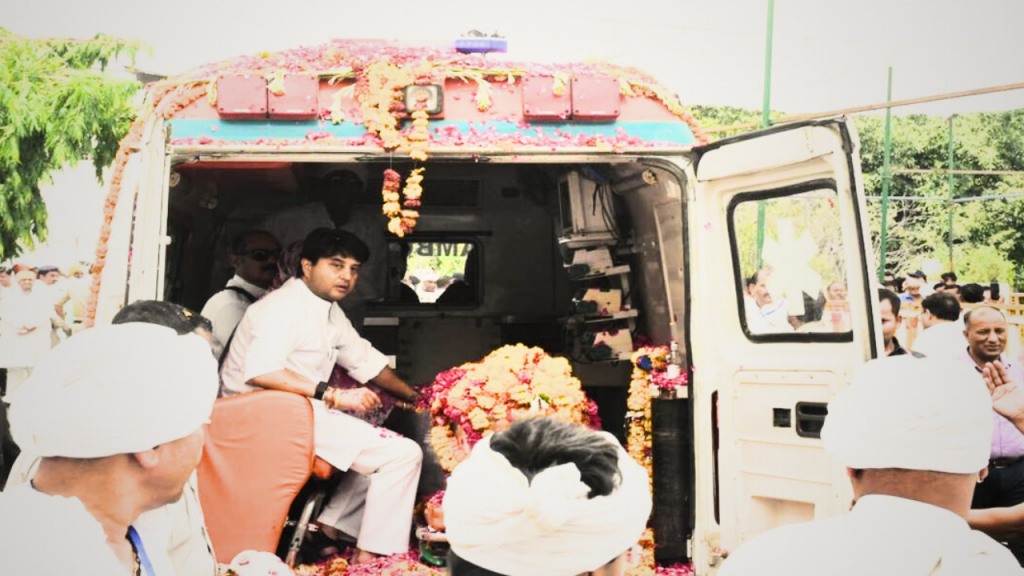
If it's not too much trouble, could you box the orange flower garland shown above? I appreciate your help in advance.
[84,84,208,329]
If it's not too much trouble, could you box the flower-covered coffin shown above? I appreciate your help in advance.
[419,344,600,472]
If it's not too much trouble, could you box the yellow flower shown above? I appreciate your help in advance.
[469,408,491,430]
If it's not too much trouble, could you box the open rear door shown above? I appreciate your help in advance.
[687,119,878,573]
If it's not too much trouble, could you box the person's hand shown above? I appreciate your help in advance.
[325,387,381,414]
[17,326,35,335]
[983,361,1024,423]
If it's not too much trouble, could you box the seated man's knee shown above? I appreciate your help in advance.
[397,437,422,465]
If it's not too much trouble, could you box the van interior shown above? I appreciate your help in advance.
[164,159,687,442]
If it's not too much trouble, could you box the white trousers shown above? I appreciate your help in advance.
[311,401,422,556]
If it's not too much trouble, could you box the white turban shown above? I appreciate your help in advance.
[821,356,993,474]
[443,431,651,576]
[9,323,219,458]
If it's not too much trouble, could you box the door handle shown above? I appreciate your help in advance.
[794,402,828,438]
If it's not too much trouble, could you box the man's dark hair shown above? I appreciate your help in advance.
[893,276,905,292]
[296,228,370,278]
[231,230,278,256]
[933,282,946,291]
[941,272,958,283]
[878,288,901,317]
[112,300,212,335]
[947,283,960,292]
[489,417,621,499]
[922,292,961,322]
[960,283,985,304]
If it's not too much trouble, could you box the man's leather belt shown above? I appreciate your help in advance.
[990,455,1024,468]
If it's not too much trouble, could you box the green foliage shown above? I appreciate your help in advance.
[0,29,142,259]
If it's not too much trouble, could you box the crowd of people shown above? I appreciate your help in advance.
[0,262,91,400]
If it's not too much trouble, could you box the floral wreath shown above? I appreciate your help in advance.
[418,343,600,472]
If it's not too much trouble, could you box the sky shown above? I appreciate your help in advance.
[5,0,1024,265]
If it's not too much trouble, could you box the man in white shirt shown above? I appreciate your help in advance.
[201,230,281,358]
[719,357,1023,575]
[261,170,386,331]
[912,292,966,359]
[0,323,219,575]
[0,270,55,398]
[221,228,422,564]
[743,268,792,334]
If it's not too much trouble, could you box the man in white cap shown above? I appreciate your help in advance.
[719,357,1024,575]
[443,417,652,576]
[0,323,219,575]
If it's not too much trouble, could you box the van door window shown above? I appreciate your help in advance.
[385,241,478,306]
[731,186,852,339]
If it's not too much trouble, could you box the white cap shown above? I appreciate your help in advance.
[10,323,219,458]
[821,356,993,474]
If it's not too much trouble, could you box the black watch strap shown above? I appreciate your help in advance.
[314,381,330,400]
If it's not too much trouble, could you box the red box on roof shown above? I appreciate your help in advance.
[216,75,268,119]
[269,76,320,120]
[522,76,572,122]
[572,76,621,122]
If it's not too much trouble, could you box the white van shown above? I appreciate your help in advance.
[91,41,881,573]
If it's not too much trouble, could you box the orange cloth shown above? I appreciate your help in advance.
[196,391,317,562]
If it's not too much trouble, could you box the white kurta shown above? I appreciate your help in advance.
[912,321,968,359]
[200,275,268,358]
[0,483,176,576]
[220,277,421,555]
[0,288,54,368]
[719,495,1024,576]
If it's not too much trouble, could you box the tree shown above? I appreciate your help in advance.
[0,29,141,259]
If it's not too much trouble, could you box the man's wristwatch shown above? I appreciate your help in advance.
[313,381,330,401]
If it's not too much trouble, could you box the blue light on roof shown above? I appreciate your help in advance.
[455,38,508,54]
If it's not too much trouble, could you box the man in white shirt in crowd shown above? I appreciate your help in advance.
[719,356,1023,575]
[743,268,792,334]
[912,292,966,358]
[0,323,218,575]
[221,228,422,564]
[0,270,55,398]
[201,230,281,358]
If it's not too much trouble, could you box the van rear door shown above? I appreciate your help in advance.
[687,118,878,573]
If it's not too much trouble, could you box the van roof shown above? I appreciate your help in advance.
[139,40,707,155]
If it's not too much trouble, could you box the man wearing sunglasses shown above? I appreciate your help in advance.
[201,230,282,358]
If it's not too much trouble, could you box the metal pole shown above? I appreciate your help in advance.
[879,67,893,282]
[756,0,775,267]
[947,115,956,271]
[761,0,775,129]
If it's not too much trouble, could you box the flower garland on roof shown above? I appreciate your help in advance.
[418,344,601,472]
[84,83,208,329]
